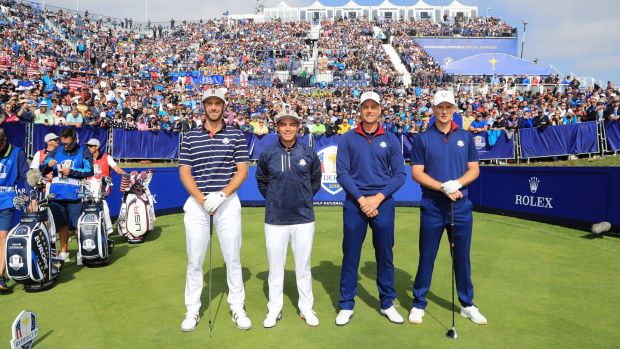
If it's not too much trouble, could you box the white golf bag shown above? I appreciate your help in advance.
[76,177,114,266]
[5,170,63,292]
[117,170,156,244]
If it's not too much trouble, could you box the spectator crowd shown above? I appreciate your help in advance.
[1,0,619,143]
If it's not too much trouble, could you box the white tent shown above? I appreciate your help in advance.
[444,0,477,19]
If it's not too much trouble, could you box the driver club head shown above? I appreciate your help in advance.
[446,327,458,340]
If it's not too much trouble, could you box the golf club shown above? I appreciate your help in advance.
[446,201,458,340]
[208,214,214,337]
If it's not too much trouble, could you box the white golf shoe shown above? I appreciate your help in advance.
[335,310,353,326]
[461,306,487,325]
[380,306,404,324]
[300,310,319,327]
[180,312,200,332]
[408,307,425,324]
[58,252,70,262]
[263,311,281,328]
[232,310,252,330]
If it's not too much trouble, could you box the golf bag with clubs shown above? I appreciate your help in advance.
[4,169,63,292]
[116,170,156,244]
[76,177,114,266]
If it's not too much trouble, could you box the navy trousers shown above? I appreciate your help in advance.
[412,196,475,309]
[339,197,396,310]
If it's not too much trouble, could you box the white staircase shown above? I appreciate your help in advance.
[44,17,77,50]
[382,43,412,87]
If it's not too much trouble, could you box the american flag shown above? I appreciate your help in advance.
[27,67,40,76]
[0,64,10,72]
[68,77,85,92]
[224,75,233,87]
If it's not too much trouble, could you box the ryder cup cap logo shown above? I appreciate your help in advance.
[9,254,23,270]
[457,140,464,147]
[529,177,540,194]
[299,159,307,167]
[317,145,342,195]
[10,310,38,349]
[83,239,96,252]
[380,141,387,148]
[473,135,486,150]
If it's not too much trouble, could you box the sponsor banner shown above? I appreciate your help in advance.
[414,38,518,66]
[469,166,620,226]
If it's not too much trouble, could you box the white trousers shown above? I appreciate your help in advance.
[184,194,245,314]
[265,222,315,313]
[102,200,113,235]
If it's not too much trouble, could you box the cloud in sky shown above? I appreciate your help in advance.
[42,0,620,83]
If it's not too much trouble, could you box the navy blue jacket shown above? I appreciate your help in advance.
[256,139,321,225]
[336,124,406,200]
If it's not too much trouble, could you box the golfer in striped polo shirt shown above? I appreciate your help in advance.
[179,88,252,332]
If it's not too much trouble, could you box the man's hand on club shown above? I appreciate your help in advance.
[441,180,462,195]
[203,191,226,214]
[446,190,463,202]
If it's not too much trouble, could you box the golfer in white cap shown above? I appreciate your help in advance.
[179,88,252,332]
[408,89,487,325]
[255,110,322,328]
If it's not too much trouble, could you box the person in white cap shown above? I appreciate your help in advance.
[408,89,487,325]
[30,133,59,179]
[85,138,126,235]
[33,100,54,125]
[178,87,252,332]
[255,110,322,328]
[335,91,406,326]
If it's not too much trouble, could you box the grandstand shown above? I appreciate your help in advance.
[0,0,619,164]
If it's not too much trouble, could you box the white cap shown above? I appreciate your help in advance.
[202,88,227,104]
[44,133,58,142]
[360,91,381,106]
[433,90,457,106]
[85,138,100,147]
[275,111,301,124]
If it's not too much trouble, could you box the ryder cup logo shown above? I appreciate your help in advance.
[9,254,23,270]
[515,176,553,209]
[317,145,342,195]
[443,57,454,65]
[83,239,96,252]
[473,135,486,151]
[10,310,38,349]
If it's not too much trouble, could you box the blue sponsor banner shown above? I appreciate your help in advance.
[1,122,27,149]
[519,122,598,158]
[472,131,515,160]
[414,38,518,65]
[32,124,108,154]
[14,165,616,231]
[604,120,620,151]
[250,134,279,160]
[469,166,620,227]
[112,129,179,159]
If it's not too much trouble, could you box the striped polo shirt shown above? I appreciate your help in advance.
[179,123,249,194]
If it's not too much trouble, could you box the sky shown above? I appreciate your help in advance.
[41,0,620,83]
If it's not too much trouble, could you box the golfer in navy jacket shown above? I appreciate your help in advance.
[335,91,406,326]
[256,110,322,328]
[408,90,487,325]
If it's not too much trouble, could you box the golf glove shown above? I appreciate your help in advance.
[441,180,462,195]
[204,191,226,213]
